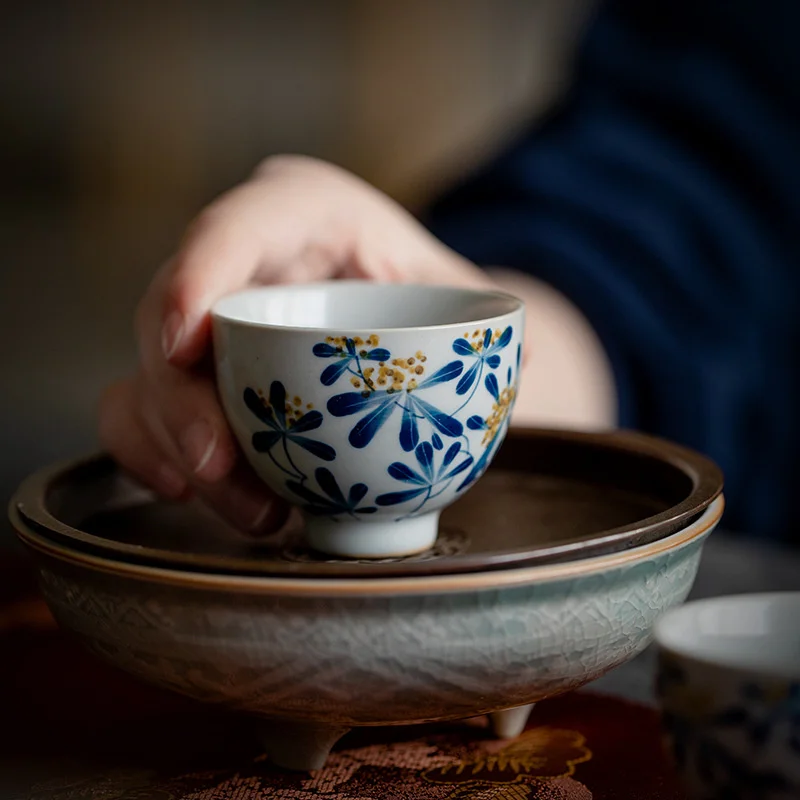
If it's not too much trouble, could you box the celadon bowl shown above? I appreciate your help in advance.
[211,281,524,559]
[12,489,723,772]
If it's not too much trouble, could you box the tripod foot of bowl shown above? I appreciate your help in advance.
[256,720,351,771]
[490,704,536,739]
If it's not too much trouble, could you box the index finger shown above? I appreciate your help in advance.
[151,162,356,371]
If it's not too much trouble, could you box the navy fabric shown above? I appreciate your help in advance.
[426,0,800,542]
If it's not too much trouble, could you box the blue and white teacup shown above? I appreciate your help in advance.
[655,592,800,800]
[212,281,525,558]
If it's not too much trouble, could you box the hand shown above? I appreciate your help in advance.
[98,155,497,535]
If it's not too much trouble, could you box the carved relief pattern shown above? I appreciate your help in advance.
[38,539,703,727]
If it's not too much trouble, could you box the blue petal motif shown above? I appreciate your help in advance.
[431,433,443,450]
[418,360,464,388]
[400,402,420,452]
[348,396,397,448]
[291,436,336,462]
[285,480,339,513]
[486,354,502,369]
[375,487,428,506]
[467,415,486,431]
[443,454,473,480]
[286,468,376,516]
[243,387,277,427]
[415,442,435,481]
[348,483,370,506]
[313,340,391,387]
[485,373,500,402]
[412,396,464,439]
[269,381,287,428]
[316,467,346,506]
[312,343,340,357]
[456,361,480,395]
[441,442,461,469]
[457,430,503,492]
[387,462,427,484]
[483,329,492,349]
[365,347,391,362]
[452,338,475,357]
[320,360,353,386]
[252,430,282,452]
[496,326,513,349]
[245,384,334,461]
[327,391,384,417]
[289,410,324,433]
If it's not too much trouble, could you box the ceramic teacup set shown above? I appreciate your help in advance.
[9,282,798,795]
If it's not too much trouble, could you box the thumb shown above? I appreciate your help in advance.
[158,183,280,369]
[158,176,351,369]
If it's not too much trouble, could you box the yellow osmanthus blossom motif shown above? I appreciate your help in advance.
[482,385,517,446]
[256,387,309,428]
[320,334,428,395]
[462,328,506,353]
[324,334,381,348]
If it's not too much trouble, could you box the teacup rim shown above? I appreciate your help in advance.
[654,591,800,681]
[210,280,524,334]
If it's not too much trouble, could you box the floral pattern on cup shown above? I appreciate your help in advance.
[244,329,519,522]
[657,653,800,799]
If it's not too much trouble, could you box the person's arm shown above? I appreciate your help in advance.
[426,0,800,541]
[491,269,616,431]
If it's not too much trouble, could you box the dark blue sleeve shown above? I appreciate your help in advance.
[425,0,800,542]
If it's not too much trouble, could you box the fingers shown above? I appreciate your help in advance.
[193,461,292,535]
[130,159,359,486]
[109,155,493,541]
[134,262,239,484]
[152,159,357,371]
[136,363,239,485]
[157,185,269,369]
[119,157,357,534]
[98,378,190,500]
[98,376,287,535]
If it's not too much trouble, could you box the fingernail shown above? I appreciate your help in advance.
[157,462,188,498]
[248,500,276,533]
[231,489,273,533]
[236,491,289,535]
[180,419,218,476]
[162,311,185,360]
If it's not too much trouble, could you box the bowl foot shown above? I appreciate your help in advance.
[256,720,351,771]
[490,704,536,739]
[304,511,441,559]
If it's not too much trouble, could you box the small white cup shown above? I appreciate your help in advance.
[212,281,525,559]
[654,592,800,799]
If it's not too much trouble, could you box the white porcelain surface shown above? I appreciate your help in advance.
[19,495,722,770]
[655,593,800,799]
[212,282,525,558]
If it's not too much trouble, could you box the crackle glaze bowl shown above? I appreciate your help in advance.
[212,281,524,559]
[655,593,800,800]
[12,454,723,772]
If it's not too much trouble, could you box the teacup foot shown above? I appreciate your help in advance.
[256,720,351,771]
[490,704,536,739]
[304,512,441,559]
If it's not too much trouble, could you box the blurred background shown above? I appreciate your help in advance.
[1,0,594,550]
